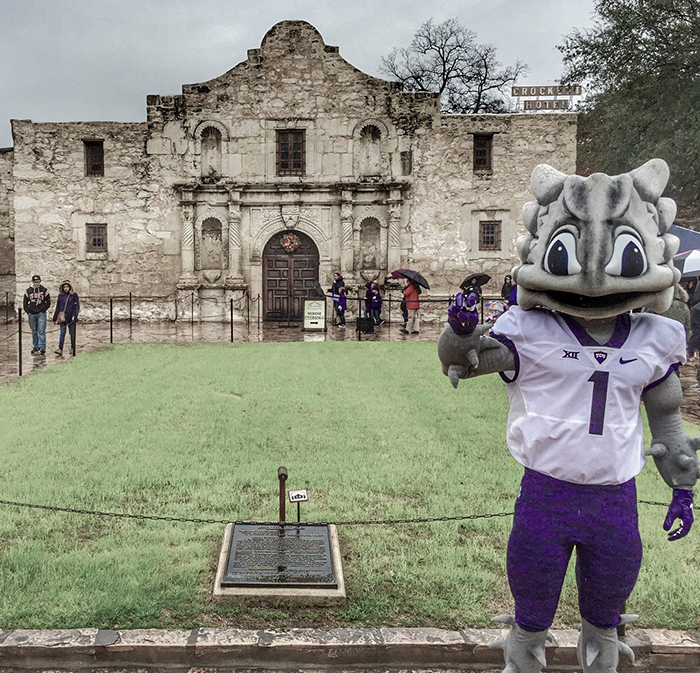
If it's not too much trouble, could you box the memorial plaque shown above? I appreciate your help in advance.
[222,523,337,588]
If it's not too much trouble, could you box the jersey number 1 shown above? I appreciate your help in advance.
[587,371,609,435]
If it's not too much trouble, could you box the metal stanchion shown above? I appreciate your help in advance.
[72,322,77,357]
[278,467,288,523]
[191,293,194,327]
[4,292,8,324]
[387,294,391,327]
[129,292,132,328]
[109,298,113,344]
[257,294,261,327]
[230,298,234,343]
[17,308,22,377]
[357,295,362,341]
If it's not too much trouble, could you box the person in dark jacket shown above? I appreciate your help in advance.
[52,280,80,356]
[328,272,345,325]
[501,274,515,301]
[23,274,51,355]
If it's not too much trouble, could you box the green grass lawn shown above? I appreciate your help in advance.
[0,341,697,631]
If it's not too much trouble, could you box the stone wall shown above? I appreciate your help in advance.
[11,120,181,318]
[410,114,577,297]
[0,148,14,301]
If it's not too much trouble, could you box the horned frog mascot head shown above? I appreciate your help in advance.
[515,158,679,318]
[438,159,699,673]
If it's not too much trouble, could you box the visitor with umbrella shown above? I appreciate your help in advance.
[391,269,430,335]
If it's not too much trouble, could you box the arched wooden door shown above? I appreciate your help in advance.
[262,231,320,321]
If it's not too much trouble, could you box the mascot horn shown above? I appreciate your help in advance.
[438,159,699,673]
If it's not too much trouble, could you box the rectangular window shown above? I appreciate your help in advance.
[276,129,305,175]
[479,220,501,251]
[84,140,104,177]
[86,223,107,252]
[400,150,413,175]
[473,134,493,172]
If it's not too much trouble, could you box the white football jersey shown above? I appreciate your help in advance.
[490,306,686,485]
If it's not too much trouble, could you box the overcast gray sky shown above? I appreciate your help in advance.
[0,0,596,148]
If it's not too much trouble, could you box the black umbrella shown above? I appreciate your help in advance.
[390,268,430,289]
[460,273,491,289]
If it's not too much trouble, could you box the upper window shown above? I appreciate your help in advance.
[84,140,104,177]
[479,220,501,251]
[201,127,222,177]
[276,130,305,176]
[473,135,493,172]
[86,223,107,253]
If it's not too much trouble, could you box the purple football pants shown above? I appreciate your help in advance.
[507,468,643,632]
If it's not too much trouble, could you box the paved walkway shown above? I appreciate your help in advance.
[0,319,444,385]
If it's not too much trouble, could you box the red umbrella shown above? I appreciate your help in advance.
[390,268,430,289]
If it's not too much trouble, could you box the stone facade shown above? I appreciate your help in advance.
[0,148,13,300]
[2,21,576,320]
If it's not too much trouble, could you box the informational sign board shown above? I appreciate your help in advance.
[303,298,326,331]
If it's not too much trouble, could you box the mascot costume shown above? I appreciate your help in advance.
[438,159,700,673]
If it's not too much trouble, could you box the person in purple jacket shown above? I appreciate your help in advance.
[365,282,384,326]
[336,286,347,328]
[52,280,80,356]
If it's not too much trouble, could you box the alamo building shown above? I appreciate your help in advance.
[0,21,576,321]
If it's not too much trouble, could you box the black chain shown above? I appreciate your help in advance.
[0,497,668,527]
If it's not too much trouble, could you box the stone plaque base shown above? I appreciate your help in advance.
[213,523,346,606]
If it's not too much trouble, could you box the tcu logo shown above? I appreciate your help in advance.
[562,350,580,360]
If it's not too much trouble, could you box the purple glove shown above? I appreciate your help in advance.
[448,292,479,336]
[664,489,694,541]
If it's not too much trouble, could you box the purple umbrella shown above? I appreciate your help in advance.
[390,268,430,289]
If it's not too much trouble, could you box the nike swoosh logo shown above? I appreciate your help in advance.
[619,357,638,365]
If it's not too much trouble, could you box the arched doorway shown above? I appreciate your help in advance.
[262,230,320,321]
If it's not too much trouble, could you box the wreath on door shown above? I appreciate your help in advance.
[280,232,301,253]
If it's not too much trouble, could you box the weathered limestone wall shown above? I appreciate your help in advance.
[12,121,181,318]
[410,114,577,297]
[0,148,14,300]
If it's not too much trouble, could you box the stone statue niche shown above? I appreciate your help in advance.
[359,125,381,177]
[359,217,382,281]
[201,126,222,178]
[200,217,224,271]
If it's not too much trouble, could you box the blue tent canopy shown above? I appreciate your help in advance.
[669,224,700,254]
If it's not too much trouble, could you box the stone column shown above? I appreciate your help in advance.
[225,193,244,287]
[388,190,403,272]
[379,219,389,270]
[340,192,354,276]
[178,194,197,286]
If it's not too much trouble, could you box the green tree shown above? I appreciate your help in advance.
[559,0,700,215]
[380,18,527,114]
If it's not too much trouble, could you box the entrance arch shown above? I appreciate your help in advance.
[262,230,320,321]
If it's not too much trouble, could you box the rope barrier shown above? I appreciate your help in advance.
[0,497,669,527]
[0,330,18,343]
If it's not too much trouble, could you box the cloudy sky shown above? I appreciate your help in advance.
[0,0,596,148]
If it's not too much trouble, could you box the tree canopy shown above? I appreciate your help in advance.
[559,0,700,215]
[380,18,527,114]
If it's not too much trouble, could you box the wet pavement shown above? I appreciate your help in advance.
[0,317,445,385]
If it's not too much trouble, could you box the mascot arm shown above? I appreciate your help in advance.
[437,323,515,388]
[642,373,700,540]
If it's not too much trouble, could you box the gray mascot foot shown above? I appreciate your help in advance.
[577,615,637,673]
[491,615,550,673]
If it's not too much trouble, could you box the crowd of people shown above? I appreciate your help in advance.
[22,275,80,356]
[328,272,424,334]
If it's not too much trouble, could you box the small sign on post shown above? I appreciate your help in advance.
[303,298,326,331]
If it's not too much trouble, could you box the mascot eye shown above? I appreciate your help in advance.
[545,231,581,276]
[605,233,648,277]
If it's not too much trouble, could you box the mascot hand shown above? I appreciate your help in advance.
[447,291,479,336]
[438,323,502,388]
[663,489,694,541]
[647,435,700,490]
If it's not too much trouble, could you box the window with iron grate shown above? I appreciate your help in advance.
[479,220,501,251]
[84,140,104,177]
[473,134,493,172]
[276,129,305,175]
[86,224,107,253]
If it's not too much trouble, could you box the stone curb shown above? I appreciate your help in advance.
[0,627,697,670]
